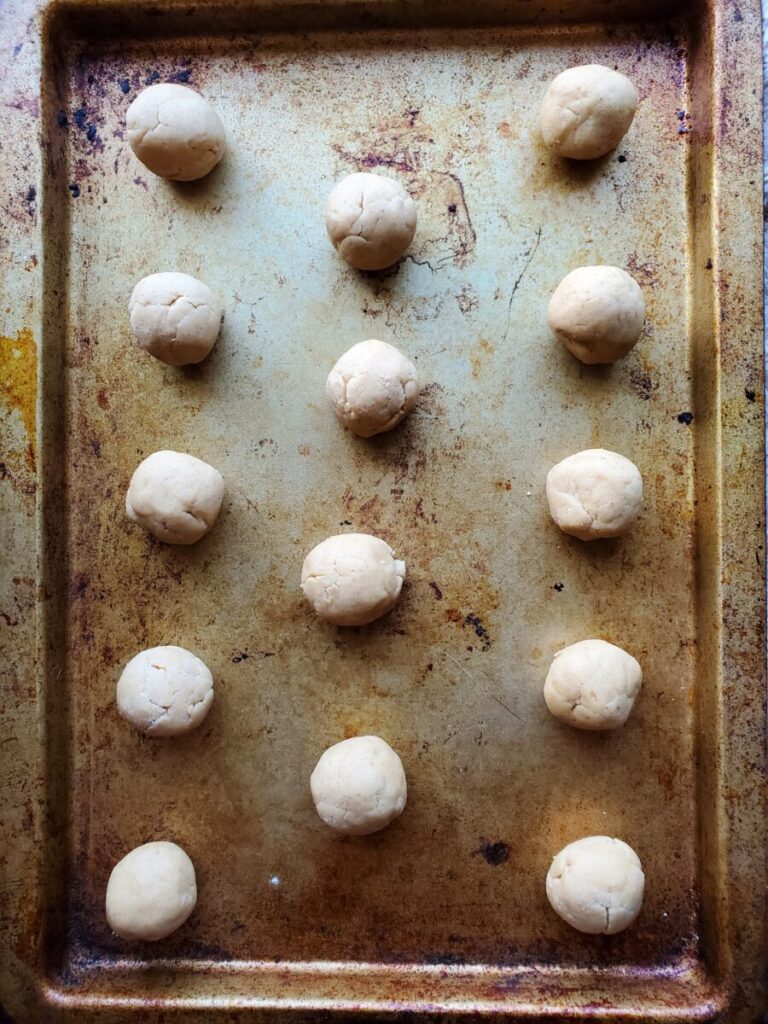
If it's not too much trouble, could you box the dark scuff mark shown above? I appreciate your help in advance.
[464,613,491,651]
[503,226,542,339]
[25,186,36,217]
[170,68,193,83]
[146,69,160,85]
[677,411,694,425]
[617,154,627,163]
[429,581,443,600]
[745,388,756,402]
[474,839,510,866]
[553,582,564,592]
[232,651,249,664]
[629,366,657,401]
[705,258,713,269]
[56,111,68,127]
[119,79,131,94]
[68,183,80,198]
[73,107,87,129]
[71,573,89,598]
[90,439,101,457]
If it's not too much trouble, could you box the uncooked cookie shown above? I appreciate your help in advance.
[126,83,226,181]
[310,735,407,835]
[546,835,645,934]
[301,533,405,626]
[540,65,638,160]
[325,172,416,270]
[129,272,222,367]
[546,448,642,540]
[326,339,418,438]
[544,639,642,730]
[117,645,214,736]
[548,266,645,364]
[126,450,224,545]
[106,841,197,940]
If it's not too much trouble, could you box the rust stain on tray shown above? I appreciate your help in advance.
[1,328,37,470]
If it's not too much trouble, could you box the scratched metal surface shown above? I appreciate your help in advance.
[0,0,765,1021]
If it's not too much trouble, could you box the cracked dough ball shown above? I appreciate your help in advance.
[129,272,223,366]
[540,65,638,160]
[325,172,416,270]
[548,266,645,365]
[117,645,214,737]
[546,448,642,541]
[310,735,407,835]
[126,83,226,181]
[301,533,405,626]
[546,836,645,935]
[544,639,642,730]
[126,450,224,545]
[326,339,418,437]
[106,841,197,941]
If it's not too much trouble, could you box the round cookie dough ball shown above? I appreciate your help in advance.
[326,339,418,438]
[117,645,214,737]
[301,533,405,626]
[126,83,226,181]
[126,450,224,545]
[106,841,197,940]
[310,735,407,835]
[546,448,642,541]
[544,639,642,730]
[129,272,222,367]
[546,836,645,935]
[547,266,645,365]
[325,172,416,270]
[540,65,638,160]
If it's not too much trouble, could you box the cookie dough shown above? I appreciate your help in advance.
[326,339,418,437]
[106,841,197,940]
[546,835,645,934]
[540,65,638,160]
[544,639,642,730]
[129,272,223,366]
[301,533,405,626]
[126,450,224,545]
[547,266,645,364]
[546,448,642,540]
[325,172,416,270]
[126,83,226,181]
[310,735,407,835]
[117,645,214,736]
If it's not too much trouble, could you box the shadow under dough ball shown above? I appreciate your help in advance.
[126,83,226,181]
[539,64,638,160]
[325,172,417,270]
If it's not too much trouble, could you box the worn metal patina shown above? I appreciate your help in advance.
[0,0,765,1020]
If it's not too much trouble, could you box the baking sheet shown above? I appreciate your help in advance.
[0,0,765,1020]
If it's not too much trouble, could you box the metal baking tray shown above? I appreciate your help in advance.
[1,0,765,1019]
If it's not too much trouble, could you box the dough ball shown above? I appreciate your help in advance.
[106,841,197,941]
[540,65,638,160]
[126,450,224,545]
[326,339,418,438]
[325,172,416,270]
[310,735,407,835]
[117,645,214,737]
[546,836,645,934]
[129,272,222,367]
[544,639,642,730]
[547,266,645,365]
[126,83,226,181]
[301,533,405,626]
[546,448,642,541]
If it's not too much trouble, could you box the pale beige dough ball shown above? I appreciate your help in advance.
[117,645,214,736]
[547,266,645,364]
[544,639,642,730]
[310,735,407,835]
[546,448,642,540]
[326,339,418,437]
[546,835,645,934]
[126,450,224,545]
[325,172,416,270]
[106,841,197,940]
[301,533,405,626]
[540,65,638,160]
[129,272,222,367]
[126,83,226,181]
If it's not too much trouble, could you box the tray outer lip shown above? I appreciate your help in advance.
[0,0,765,1020]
